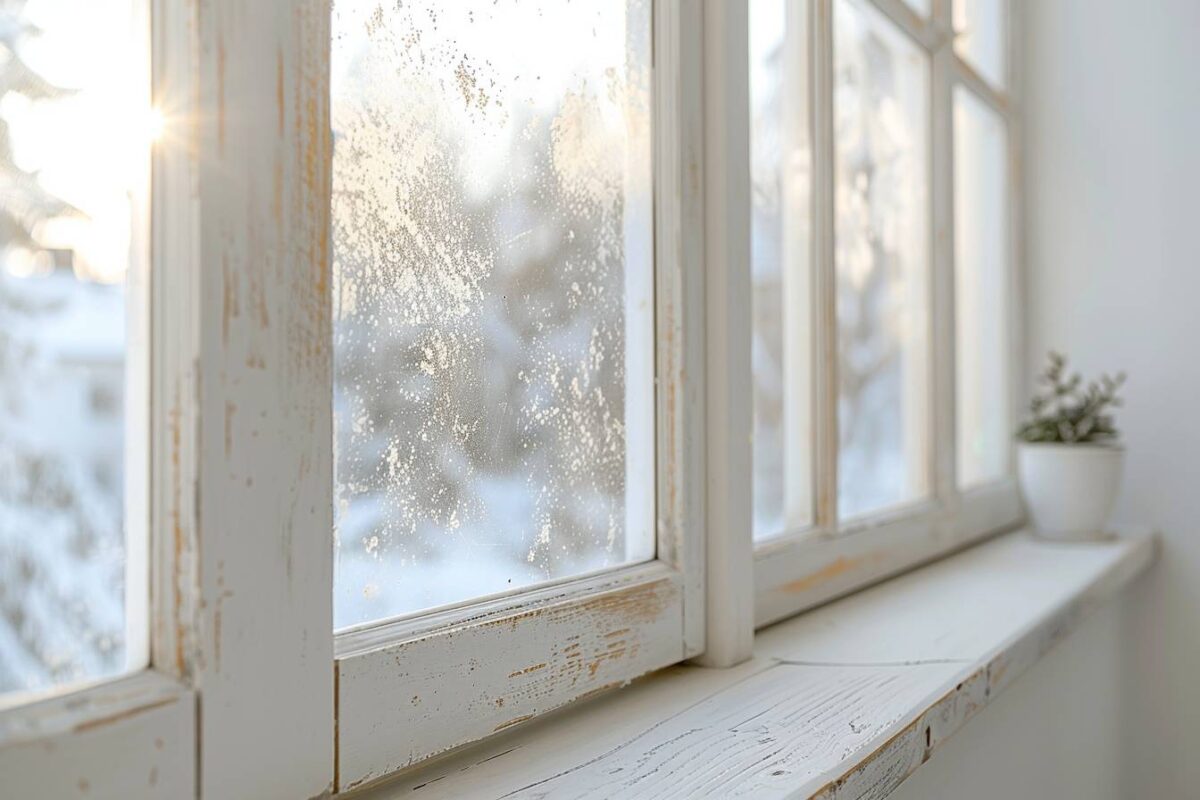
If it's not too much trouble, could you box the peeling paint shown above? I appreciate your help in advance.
[780,553,887,595]
[492,714,534,732]
[71,697,178,735]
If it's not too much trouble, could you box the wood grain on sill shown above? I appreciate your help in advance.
[348,527,1156,800]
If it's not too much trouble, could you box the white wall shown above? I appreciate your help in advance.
[891,604,1125,800]
[895,0,1200,796]
[1022,0,1200,796]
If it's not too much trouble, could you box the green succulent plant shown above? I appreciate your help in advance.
[1016,352,1125,444]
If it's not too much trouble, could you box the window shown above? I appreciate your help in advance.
[1,1,1018,796]
[954,0,1008,89]
[0,0,149,706]
[331,0,656,627]
[750,0,1020,625]
[330,0,702,788]
[751,0,813,541]
[833,0,932,519]
[954,86,1011,489]
[0,0,195,797]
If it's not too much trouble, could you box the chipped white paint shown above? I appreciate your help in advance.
[333,1,708,791]
[151,0,335,797]
[350,529,1155,799]
[337,570,682,791]
[0,672,194,798]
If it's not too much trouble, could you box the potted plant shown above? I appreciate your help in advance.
[1016,352,1126,541]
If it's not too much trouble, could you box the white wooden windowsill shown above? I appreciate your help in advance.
[350,527,1157,800]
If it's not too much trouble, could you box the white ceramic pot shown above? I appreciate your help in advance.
[1017,442,1125,541]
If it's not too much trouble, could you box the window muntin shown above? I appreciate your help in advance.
[954,86,1010,489]
[750,0,814,541]
[750,0,1020,630]
[0,0,149,703]
[833,0,931,519]
[953,0,1007,89]
[331,0,655,628]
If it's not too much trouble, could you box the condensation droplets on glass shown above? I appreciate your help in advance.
[331,0,655,629]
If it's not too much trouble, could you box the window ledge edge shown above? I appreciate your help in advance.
[350,526,1157,799]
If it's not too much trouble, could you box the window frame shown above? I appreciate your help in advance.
[0,0,1023,796]
[329,1,708,790]
[750,0,1024,627]
[0,0,198,795]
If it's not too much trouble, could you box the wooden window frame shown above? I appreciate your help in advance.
[4,2,349,798]
[0,1,199,796]
[0,1,1021,797]
[750,0,1024,627]
[331,3,708,789]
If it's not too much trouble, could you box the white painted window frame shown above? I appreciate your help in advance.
[332,2,710,790]
[750,0,1025,627]
[0,1,1022,797]
[0,2,199,797]
[4,1,340,798]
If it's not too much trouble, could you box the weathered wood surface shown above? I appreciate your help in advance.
[166,0,336,797]
[337,573,684,792]
[0,672,194,798]
[349,529,1155,799]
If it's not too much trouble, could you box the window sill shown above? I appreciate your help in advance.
[351,526,1157,799]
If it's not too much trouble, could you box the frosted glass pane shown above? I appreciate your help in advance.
[750,0,813,541]
[332,0,655,628]
[953,0,1007,89]
[954,87,1010,488]
[0,0,147,701]
[834,0,931,519]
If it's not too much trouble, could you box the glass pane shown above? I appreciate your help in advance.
[954,87,1009,488]
[953,0,1007,89]
[750,0,813,541]
[902,0,931,18]
[0,0,149,701]
[332,0,654,628]
[834,0,931,519]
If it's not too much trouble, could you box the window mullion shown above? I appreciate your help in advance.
[811,0,839,534]
[695,0,755,668]
[176,2,336,798]
[657,0,710,658]
[932,41,959,514]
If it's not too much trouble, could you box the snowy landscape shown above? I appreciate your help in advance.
[331,0,655,628]
[0,0,924,699]
[0,0,142,699]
